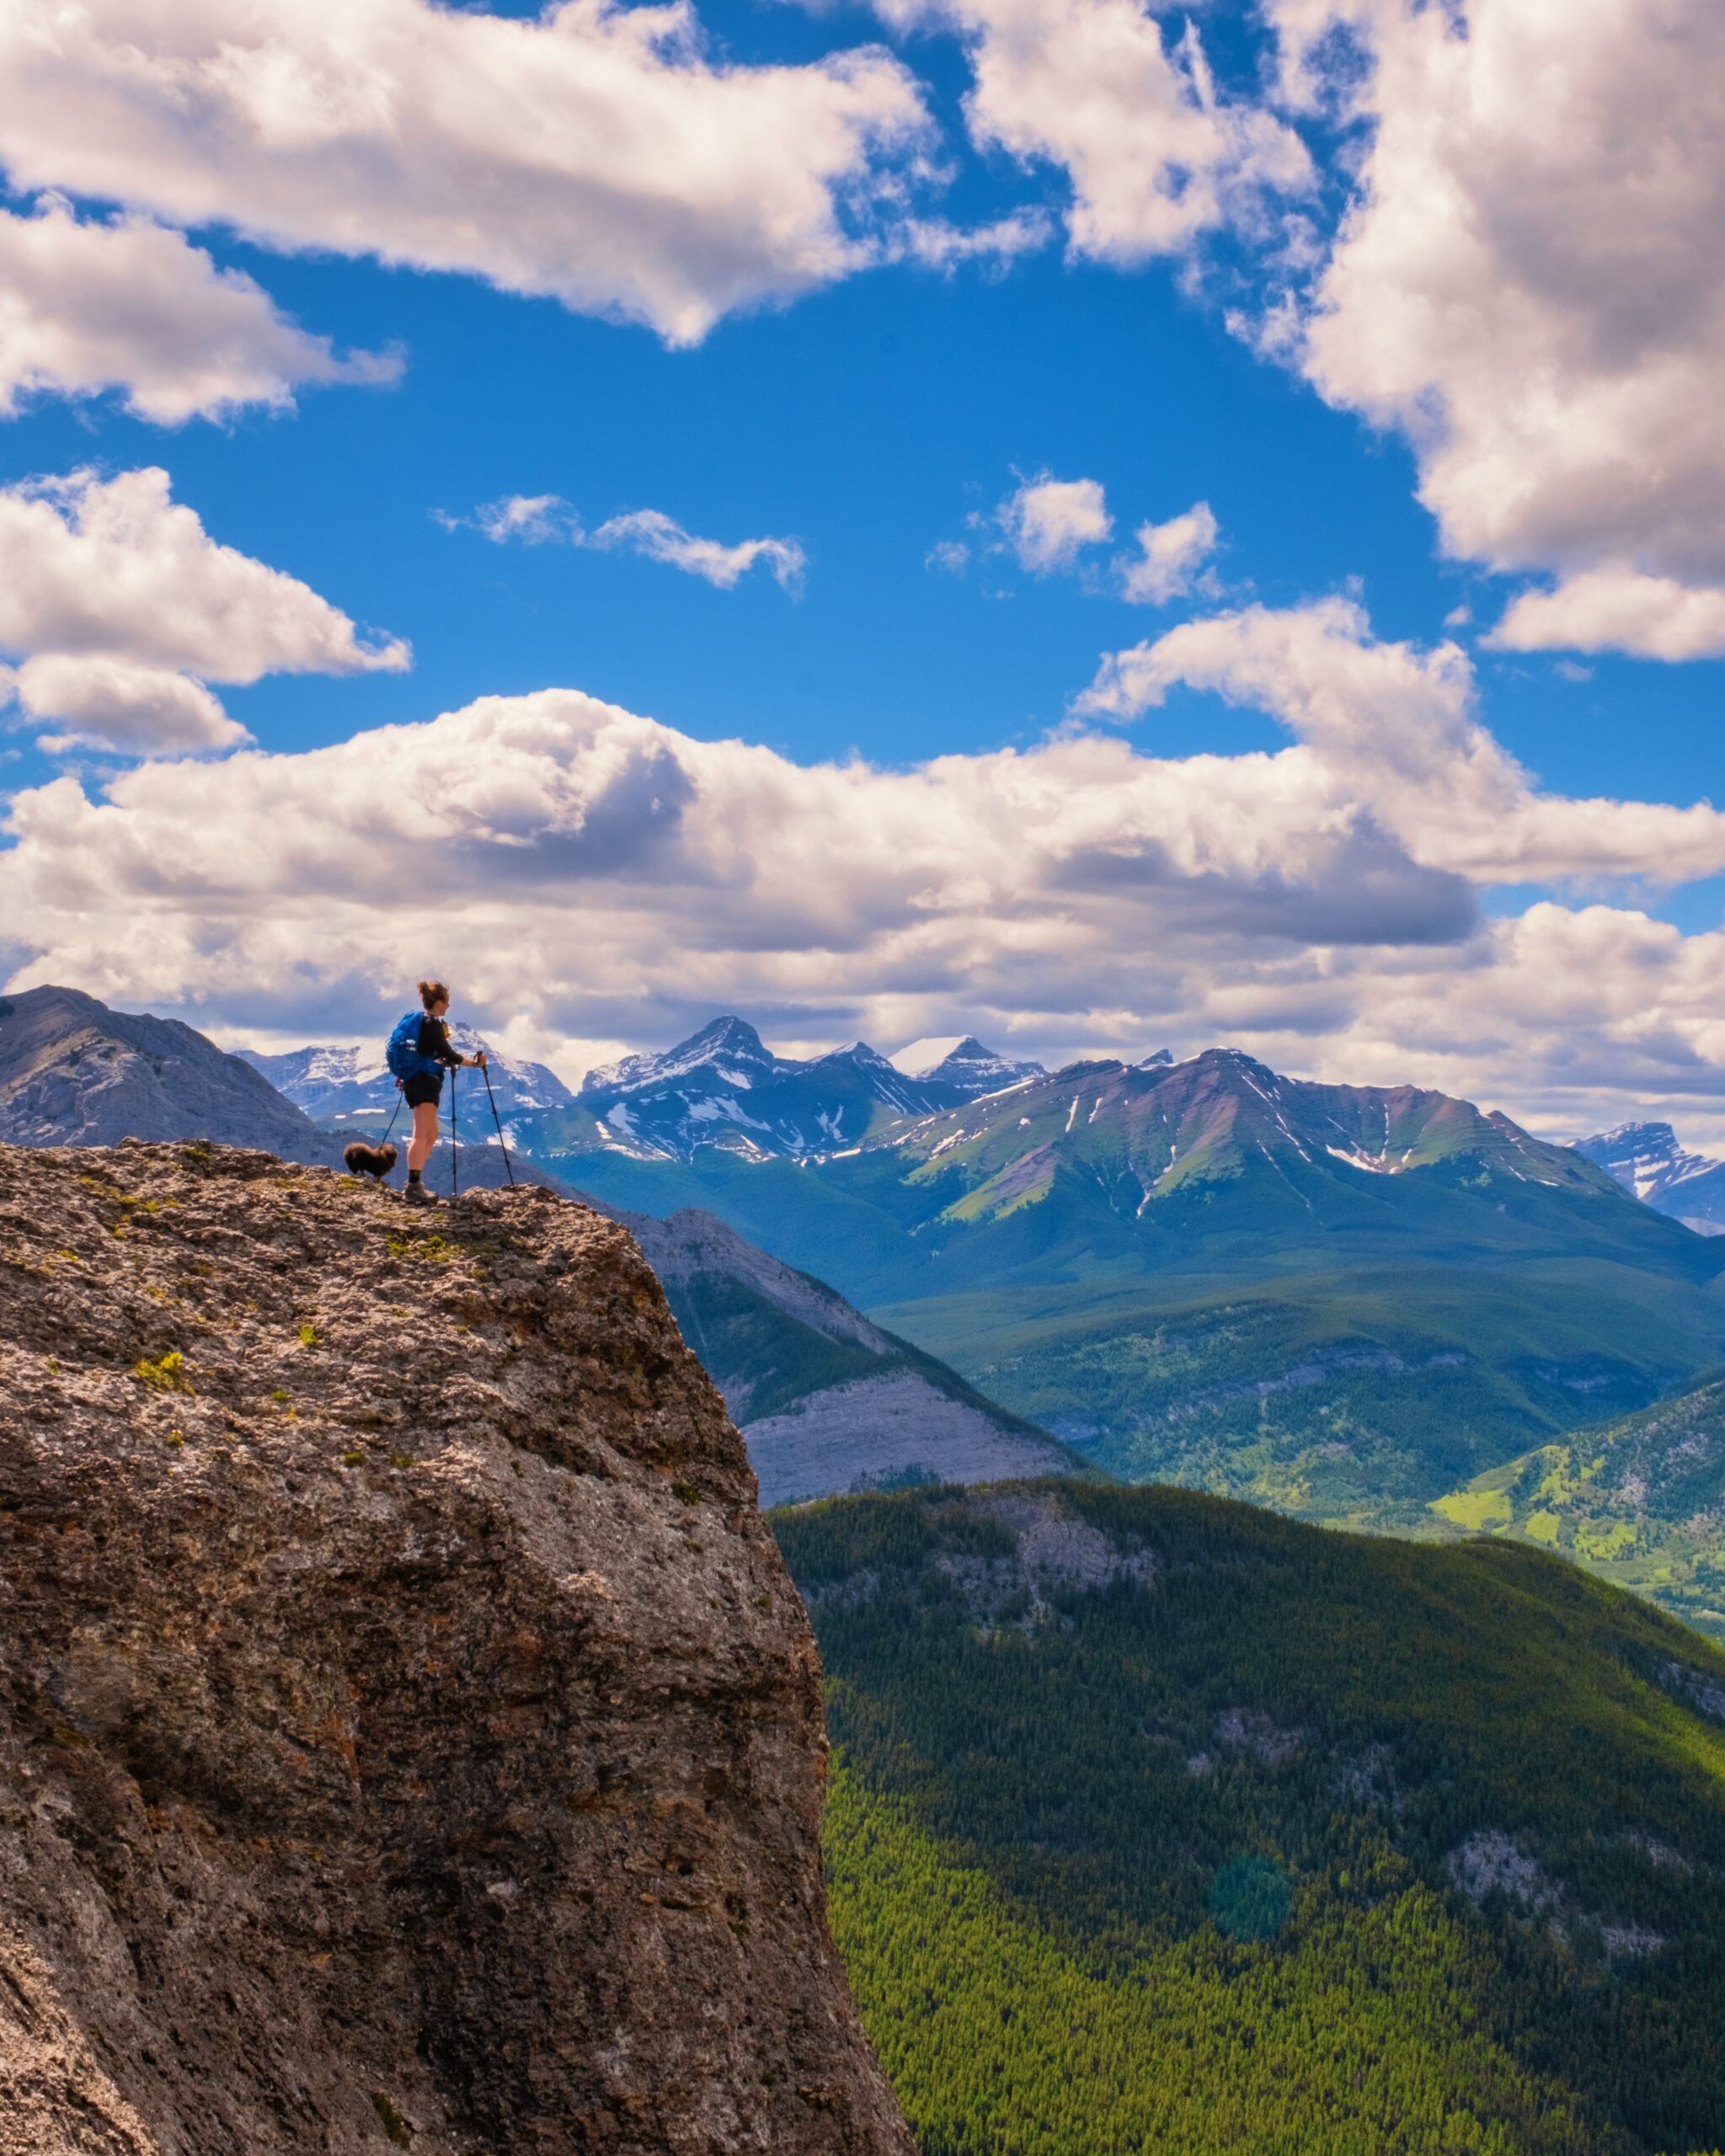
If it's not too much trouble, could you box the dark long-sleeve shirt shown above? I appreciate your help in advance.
[416,1015,467,1069]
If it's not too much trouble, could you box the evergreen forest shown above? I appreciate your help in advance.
[773,1482,1725,2155]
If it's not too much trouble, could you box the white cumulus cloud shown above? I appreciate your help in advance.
[6,638,1725,1133]
[1488,568,1725,663]
[884,0,1311,262]
[0,467,409,755]
[1265,0,1725,659]
[1118,500,1219,604]
[0,195,398,424]
[1001,475,1113,573]
[1077,595,1725,886]
[0,0,932,347]
[13,656,243,756]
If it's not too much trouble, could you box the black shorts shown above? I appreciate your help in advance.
[403,1071,445,1110]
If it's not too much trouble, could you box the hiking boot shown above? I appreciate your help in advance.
[401,1180,437,1206]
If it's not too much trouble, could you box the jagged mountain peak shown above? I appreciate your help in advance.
[1589,1118,1680,1150]
[579,1013,782,1102]
[1577,1118,1725,1233]
[815,1038,894,1068]
[891,1036,1047,1095]
[551,1019,976,1162]
[684,1012,773,1057]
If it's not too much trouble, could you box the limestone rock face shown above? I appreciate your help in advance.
[0,1139,914,2156]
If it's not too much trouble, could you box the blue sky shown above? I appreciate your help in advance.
[1,0,1723,1139]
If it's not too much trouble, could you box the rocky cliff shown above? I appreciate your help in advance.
[0,1139,914,2156]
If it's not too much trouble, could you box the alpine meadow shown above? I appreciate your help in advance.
[4,0,1725,2151]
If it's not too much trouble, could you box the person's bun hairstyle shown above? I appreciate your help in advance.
[418,979,449,1011]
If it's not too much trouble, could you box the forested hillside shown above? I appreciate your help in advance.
[775,1483,1725,2156]
[1433,1374,1725,1641]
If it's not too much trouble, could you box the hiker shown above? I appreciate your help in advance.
[386,979,487,1204]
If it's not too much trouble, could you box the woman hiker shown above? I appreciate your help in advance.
[387,979,488,1205]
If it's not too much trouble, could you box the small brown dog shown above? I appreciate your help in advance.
[343,1139,398,1182]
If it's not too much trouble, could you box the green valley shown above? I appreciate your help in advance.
[873,1260,1725,1528]
[774,1481,1725,2156]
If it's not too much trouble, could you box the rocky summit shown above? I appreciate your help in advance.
[0,1139,913,2156]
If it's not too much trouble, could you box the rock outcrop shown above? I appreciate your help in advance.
[0,1139,914,2156]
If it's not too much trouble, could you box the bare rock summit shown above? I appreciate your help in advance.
[0,1138,914,2156]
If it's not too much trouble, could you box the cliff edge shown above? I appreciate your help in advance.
[0,1139,915,2156]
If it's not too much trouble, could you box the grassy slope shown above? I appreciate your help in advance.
[776,1483,1725,2156]
[1429,1374,1725,1642]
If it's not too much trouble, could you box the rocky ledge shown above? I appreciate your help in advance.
[0,1139,913,2156]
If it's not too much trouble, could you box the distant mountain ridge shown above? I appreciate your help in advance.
[238,1035,574,1126]
[614,1205,1075,1504]
[0,985,336,1163]
[533,1015,1049,1163]
[1575,1118,1725,1235]
[873,1044,1622,1235]
[557,1045,1725,1529]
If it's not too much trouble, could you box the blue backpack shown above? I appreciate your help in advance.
[386,1010,444,1083]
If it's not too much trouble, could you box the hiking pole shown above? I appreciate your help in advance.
[449,1064,459,1206]
[480,1059,516,1186]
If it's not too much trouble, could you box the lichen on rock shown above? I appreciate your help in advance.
[0,1139,914,2156]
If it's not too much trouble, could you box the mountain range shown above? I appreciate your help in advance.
[557,1044,1725,1534]
[535,1015,1045,1163]
[1576,1118,1725,1235]
[19,982,1725,1614]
